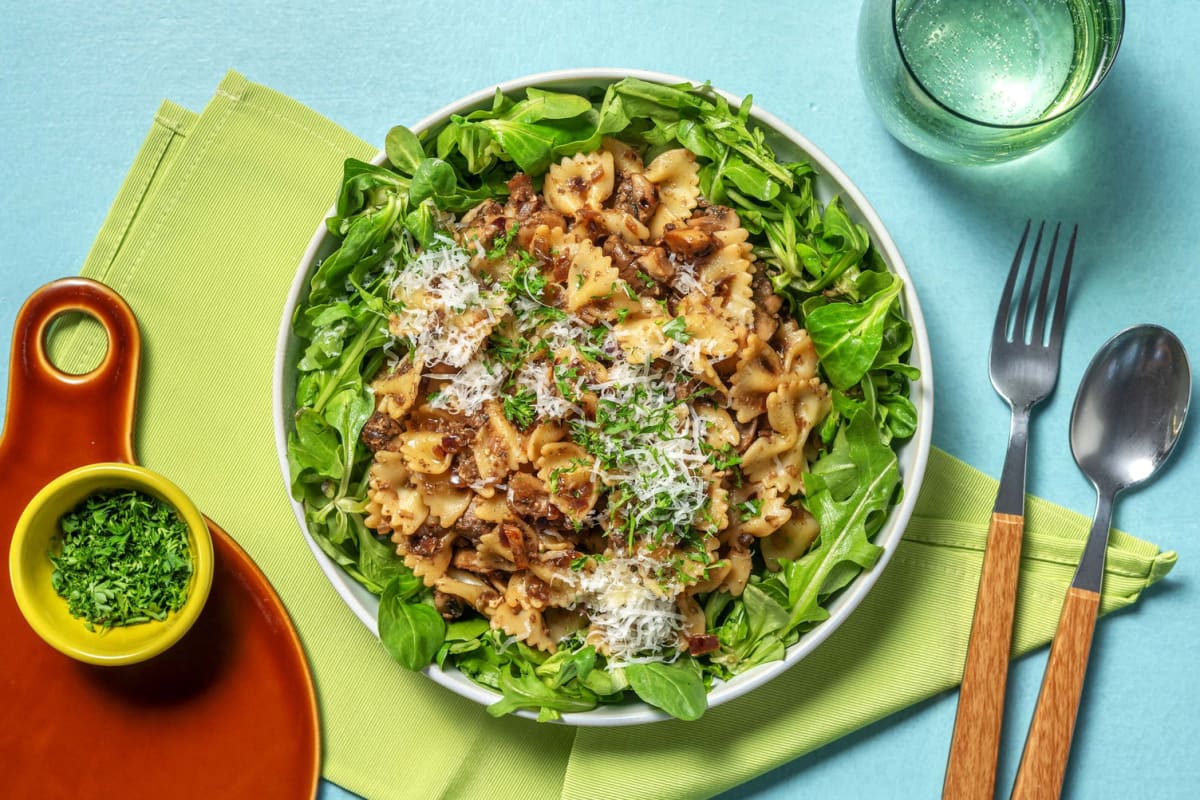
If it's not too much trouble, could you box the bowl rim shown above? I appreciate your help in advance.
[9,461,215,666]
[273,67,934,725]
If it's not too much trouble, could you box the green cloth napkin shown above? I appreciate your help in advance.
[55,72,1175,800]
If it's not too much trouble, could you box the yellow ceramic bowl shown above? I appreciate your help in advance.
[9,462,214,665]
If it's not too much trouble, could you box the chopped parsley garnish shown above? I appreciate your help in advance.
[489,332,532,371]
[547,457,590,494]
[502,387,537,428]
[500,253,547,304]
[554,365,581,401]
[578,325,609,361]
[570,374,711,548]
[661,316,692,343]
[737,498,763,521]
[703,441,742,470]
[49,489,194,631]
[659,545,714,586]
[487,222,520,260]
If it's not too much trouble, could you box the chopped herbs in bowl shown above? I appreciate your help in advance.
[9,462,214,665]
[50,489,194,631]
[275,69,933,724]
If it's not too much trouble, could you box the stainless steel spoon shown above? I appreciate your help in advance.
[1011,324,1191,800]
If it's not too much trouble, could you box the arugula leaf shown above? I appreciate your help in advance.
[354,521,411,594]
[535,645,597,689]
[408,158,458,205]
[445,615,491,641]
[288,408,342,482]
[723,156,781,201]
[408,157,499,212]
[479,118,590,175]
[881,393,918,439]
[613,77,711,115]
[436,117,499,174]
[781,410,897,630]
[741,582,790,643]
[334,159,408,221]
[309,198,401,304]
[582,665,629,698]
[673,118,722,161]
[325,388,372,479]
[551,86,633,157]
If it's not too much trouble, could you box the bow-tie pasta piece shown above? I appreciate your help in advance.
[544,150,616,217]
[643,148,700,238]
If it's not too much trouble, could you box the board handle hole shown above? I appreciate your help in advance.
[42,310,110,376]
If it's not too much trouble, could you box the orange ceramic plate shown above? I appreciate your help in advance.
[0,278,319,799]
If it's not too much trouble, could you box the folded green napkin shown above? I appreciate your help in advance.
[55,72,1175,800]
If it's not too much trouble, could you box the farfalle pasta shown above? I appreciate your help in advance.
[360,140,830,661]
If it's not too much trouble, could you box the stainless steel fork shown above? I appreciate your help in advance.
[943,221,1078,800]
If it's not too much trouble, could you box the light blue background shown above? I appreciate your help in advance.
[2,1,1196,798]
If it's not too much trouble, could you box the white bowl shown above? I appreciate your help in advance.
[273,68,933,726]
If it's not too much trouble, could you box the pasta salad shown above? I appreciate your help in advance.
[288,79,917,721]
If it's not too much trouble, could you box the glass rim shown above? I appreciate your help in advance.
[890,0,1126,131]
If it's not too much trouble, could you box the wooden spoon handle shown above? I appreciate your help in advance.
[1010,587,1101,800]
[943,512,1024,800]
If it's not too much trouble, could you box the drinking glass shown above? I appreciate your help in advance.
[857,0,1124,165]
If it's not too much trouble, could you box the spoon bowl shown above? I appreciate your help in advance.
[1070,324,1192,494]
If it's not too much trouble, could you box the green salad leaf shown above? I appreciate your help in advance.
[806,275,903,390]
[780,410,897,628]
[626,657,708,721]
[379,575,445,671]
[286,77,919,722]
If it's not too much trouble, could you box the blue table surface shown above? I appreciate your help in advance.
[3,2,1197,798]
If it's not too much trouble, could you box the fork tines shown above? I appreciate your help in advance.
[995,220,1078,351]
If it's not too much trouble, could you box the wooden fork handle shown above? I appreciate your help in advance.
[943,512,1024,800]
[1010,587,1101,800]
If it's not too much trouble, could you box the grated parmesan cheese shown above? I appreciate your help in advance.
[515,361,579,419]
[577,361,710,538]
[658,335,702,376]
[389,238,507,368]
[579,555,684,664]
[670,256,705,297]
[428,354,505,415]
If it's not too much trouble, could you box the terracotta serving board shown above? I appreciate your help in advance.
[0,278,320,799]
